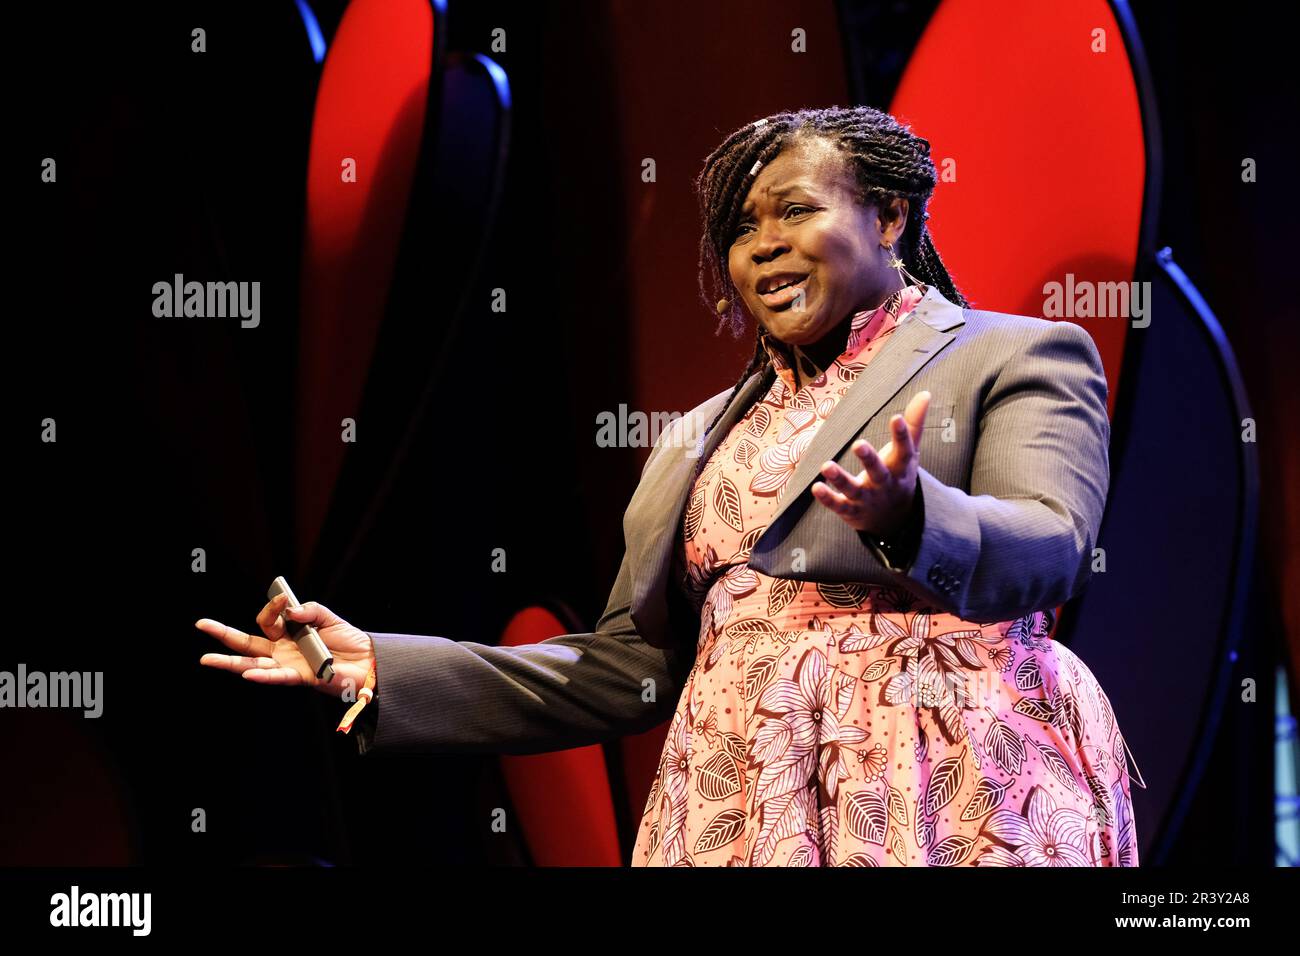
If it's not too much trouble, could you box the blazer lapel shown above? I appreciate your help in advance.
[628,285,965,646]
[628,368,769,628]
[759,285,965,537]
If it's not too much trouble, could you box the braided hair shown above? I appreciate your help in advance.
[688,105,967,492]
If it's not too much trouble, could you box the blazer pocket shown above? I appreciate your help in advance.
[851,402,956,457]
[873,400,956,426]
[926,402,956,432]
[869,401,954,433]
[925,403,956,442]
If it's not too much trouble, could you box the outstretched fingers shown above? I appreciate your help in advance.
[890,413,917,468]
[851,440,891,486]
[195,617,275,658]
[239,660,309,684]
[198,652,307,684]
[811,479,858,515]
[904,390,931,446]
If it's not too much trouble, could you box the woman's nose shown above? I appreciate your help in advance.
[752,223,790,260]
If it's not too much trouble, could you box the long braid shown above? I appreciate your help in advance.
[688,105,967,495]
[910,226,967,309]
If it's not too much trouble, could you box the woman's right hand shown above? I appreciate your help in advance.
[197,592,375,699]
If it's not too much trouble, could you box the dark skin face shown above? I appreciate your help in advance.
[727,135,910,354]
[725,134,931,540]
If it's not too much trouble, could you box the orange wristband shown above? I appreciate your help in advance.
[336,657,377,734]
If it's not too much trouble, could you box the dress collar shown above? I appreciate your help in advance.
[758,283,929,396]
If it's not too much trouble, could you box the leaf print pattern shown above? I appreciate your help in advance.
[767,577,801,616]
[816,581,871,609]
[928,834,976,866]
[696,808,747,853]
[697,751,742,801]
[712,475,744,532]
[984,707,1027,776]
[961,776,1012,821]
[633,283,1139,866]
[844,789,889,845]
[924,748,966,816]
[733,437,760,468]
[682,484,707,541]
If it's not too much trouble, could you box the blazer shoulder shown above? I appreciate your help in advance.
[961,306,1100,359]
[962,305,1057,335]
[966,303,1098,334]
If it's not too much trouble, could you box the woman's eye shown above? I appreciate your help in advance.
[733,206,811,241]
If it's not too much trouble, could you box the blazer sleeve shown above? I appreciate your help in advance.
[871,319,1111,622]
[354,441,694,757]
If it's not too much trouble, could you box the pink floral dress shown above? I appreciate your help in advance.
[631,284,1139,867]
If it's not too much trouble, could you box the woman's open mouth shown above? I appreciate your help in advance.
[758,274,810,310]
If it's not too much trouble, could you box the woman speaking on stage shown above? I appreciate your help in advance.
[197,105,1139,868]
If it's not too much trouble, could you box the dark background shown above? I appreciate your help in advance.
[4,1,1296,866]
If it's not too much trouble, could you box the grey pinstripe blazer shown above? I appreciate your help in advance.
[355,285,1110,758]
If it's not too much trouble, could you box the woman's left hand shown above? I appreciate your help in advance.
[811,390,931,536]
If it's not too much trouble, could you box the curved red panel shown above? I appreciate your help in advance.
[296,0,435,570]
[891,0,1146,417]
[498,607,623,866]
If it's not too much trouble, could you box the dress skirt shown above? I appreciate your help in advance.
[630,588,1139,866]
